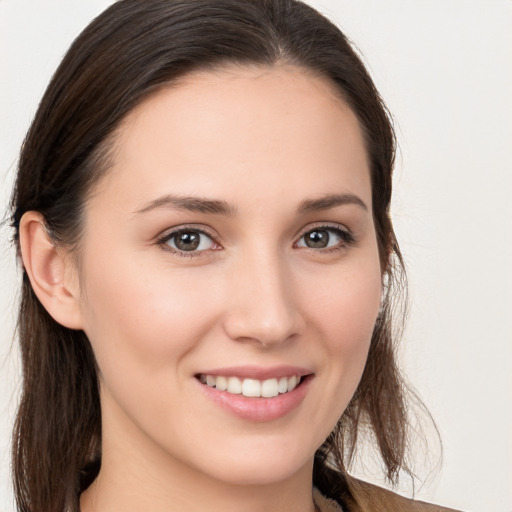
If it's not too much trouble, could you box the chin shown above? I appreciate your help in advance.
[190,441,315,486]
[208,462,307,487]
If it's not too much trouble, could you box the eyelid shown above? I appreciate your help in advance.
[294,222,355,248]
[156,224,222,256]
[154,222,354,257]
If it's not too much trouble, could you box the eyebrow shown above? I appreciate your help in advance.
[134,192,367,217]
[134,194,237,216]
[297,193,368,214]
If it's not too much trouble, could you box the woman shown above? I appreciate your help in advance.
[10,0,461,511]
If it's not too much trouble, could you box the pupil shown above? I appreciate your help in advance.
[175,231,200,251]
[306,230,329,248]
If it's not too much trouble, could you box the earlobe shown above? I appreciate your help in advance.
[19,211,84,330]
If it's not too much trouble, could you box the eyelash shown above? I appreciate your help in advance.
[156,224,355,258]
[157,226,220,258]
[295,224,356,252]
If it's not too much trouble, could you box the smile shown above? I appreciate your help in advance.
[198,374,301,398]
[196,368,313,421]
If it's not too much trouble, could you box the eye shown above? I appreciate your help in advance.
[159,228,217,254]
[296,226,354,250]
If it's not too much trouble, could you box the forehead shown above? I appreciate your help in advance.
[95,65,371,213]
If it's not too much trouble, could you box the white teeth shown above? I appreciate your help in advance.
[216,375,228,391]
[261,378,279,398]
[242,378,261,397]
[227,376,242,394]
[287,375,298,392]
[201,374,302,397]
[278,376,288,394]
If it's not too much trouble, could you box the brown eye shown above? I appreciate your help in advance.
[296,226,354,250]
[164,229,215,252]
[304,229,330,248]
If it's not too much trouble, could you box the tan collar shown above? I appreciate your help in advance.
[313,487,344,512]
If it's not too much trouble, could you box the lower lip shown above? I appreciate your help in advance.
[197,375,313,422]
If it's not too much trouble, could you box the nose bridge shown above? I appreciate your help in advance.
[223,243,302,346]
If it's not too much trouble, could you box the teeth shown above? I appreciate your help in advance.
[201,374,302,397]
[227,376,242,394]
[216,376,228,391]
[278,376,288,394]
[261,378,278,398]
[242,378,261,397]
[287,375,297,392]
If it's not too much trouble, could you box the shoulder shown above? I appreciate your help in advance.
[314,466,464,512]
[342,477,464,512]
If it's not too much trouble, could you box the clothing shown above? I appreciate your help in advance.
[314,487,344,511]
[314,478,463,512]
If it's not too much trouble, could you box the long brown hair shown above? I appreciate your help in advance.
[11,1,414,510]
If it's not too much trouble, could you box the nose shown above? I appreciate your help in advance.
[222,249,304,347]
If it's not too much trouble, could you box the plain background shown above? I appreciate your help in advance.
[1,1,511,511]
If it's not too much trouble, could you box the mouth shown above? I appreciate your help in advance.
[197,374,303,398]
[194,366,313,421]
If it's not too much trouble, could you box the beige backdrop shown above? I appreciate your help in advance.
[1,1,511,511]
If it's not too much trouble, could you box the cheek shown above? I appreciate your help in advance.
[287,255,382,445]
[78,251,217,382]
[311,262,381,351]
[306,256,382,396]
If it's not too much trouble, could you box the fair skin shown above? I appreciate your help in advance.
[20,65,382,512]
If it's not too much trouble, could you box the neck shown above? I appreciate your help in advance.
[81,471,316,512]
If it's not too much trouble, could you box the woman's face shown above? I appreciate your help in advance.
[75,66,382,486]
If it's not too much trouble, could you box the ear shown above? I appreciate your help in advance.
[19,211,84,329]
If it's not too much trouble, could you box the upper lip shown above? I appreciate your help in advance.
[195,365,313,380]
